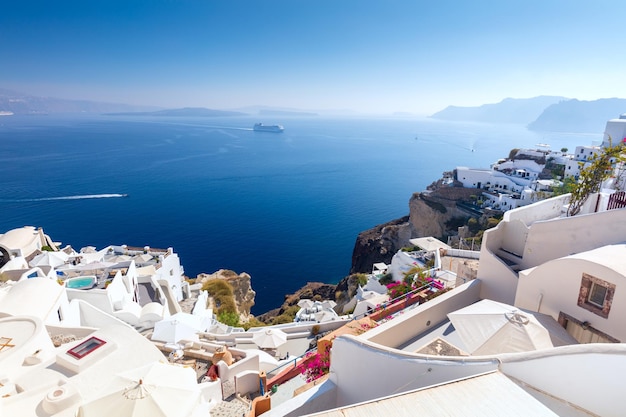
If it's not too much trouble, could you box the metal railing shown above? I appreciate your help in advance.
[265,278,446,378]
[266,347,315,377]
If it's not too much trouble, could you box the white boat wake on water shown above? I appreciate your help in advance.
[0,194,128,202]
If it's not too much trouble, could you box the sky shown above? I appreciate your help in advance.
[1,0,625,115]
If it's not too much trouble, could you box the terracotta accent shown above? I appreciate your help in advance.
[317,317,378,354]
[368,291,423,321]
[247,394,271,417]
[212,346,233,365]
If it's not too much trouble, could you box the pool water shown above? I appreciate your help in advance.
[65,276,96,290]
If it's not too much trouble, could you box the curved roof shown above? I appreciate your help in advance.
[0,278,64,320]
[564,244,626,277]
[0,226,39,251]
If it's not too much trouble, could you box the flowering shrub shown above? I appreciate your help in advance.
[386,281,416,299]
[299,345,331,383]
[354,321,377,334]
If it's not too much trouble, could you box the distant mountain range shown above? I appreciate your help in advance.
[0,88,160,115]
[3,88,625,133]
[107,107,246,117]
[0,89,321,118]
[527,98,626,133]
[430,96,567,124]
[234,105,319,116]
[431,96,626,133]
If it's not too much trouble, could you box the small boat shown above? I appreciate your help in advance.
[253,123,284,133]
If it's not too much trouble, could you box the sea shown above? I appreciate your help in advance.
[0,114,598,314]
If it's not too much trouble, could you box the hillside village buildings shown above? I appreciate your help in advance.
[263,178,626,417]
[454,114,626,212]
[1,115,626,416]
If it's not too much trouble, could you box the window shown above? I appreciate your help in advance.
[588,283,608,308]
[577,273,615,319]
[67,337,106,359]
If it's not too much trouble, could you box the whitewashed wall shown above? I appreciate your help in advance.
[516,249,626,342]
[603,115,626,147]
[155,251,184,301]
[520,208,626,270]
[500,344,626,417]
[331,335,499,407]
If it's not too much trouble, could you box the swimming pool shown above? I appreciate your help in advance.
[65,276,96,290]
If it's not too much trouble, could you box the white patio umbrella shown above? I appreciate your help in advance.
[151,313,209,343]
[252,328,288,349]
[314,309,338,323]
[69,261,115,275]
[78,251,106,264]
[29,251,69,268]
[108,254,132,263]
[76,361,202,417]
[133,253,153,263]
[74,261,115,270]
[447,299,578,356]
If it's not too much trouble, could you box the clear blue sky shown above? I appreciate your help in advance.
[1,0,624,115]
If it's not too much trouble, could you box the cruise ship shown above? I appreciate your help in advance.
[253,123,284,133]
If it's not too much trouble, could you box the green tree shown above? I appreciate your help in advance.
[567,141,625,216]
[553,176,577,196]
[217,311,240,327]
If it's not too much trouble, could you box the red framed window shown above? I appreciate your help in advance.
[67,337,106,359]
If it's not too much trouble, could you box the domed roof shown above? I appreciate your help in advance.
[0,226,39,251]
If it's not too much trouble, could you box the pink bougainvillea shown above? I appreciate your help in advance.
[299,345,331,383]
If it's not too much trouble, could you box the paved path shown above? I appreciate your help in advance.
[210,395,249,417]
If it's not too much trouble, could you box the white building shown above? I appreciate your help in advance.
[262,191,626,417]
[602,113,626,148]
[386,249,428,282]
[107,244,189,302]
[564,145,602,179]
[0,260,223,416]
[456,159,543,211]
[0,226,55,272]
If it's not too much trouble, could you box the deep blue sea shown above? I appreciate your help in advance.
[0,114,596,314]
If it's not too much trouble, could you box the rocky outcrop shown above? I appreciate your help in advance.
[350,216,411,274]
[334,273,367,313]
[350,186,480,274]
[197,269,256,322]
[407,187,479,238]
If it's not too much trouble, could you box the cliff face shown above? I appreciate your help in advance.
[350,186,479,274]
[350,216,412,274]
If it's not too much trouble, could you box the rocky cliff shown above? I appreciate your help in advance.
[199,185,483,321]
[197,269,256,322]
[350,185,480,274]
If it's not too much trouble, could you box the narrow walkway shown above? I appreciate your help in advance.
[137,282,157,306]
[210,396,249,417]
